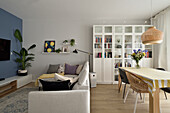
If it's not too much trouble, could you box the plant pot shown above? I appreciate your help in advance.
[117,45,122,48]
[18,70,28,76]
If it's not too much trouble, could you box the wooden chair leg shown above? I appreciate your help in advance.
[118,81,122,93]
[123,84,126,99]
[140,93,142,100]
[164,91,167,100]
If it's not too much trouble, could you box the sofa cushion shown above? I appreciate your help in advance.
[47,64,60,74]
[64,63,78,75]
[76,64,83,75]
[82,62,89,72]
[78,70,88,85]
[39,79,70,91]
[54,73,78,83]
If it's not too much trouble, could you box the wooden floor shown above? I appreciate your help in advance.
[91,84,170,113]
[12,83,170,113]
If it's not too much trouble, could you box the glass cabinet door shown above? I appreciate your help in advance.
[115,26,123,33]
[125,26,132,34]
[124,35,132,58]
[145,45,152,58]
[135,26,143,33]
[114,59,122,82]
[105,26,112,33]
[114,35,123,58]
[95,26,102,33]
[104,35,112,58]
[94,35,103,58]
[134,35,143,49]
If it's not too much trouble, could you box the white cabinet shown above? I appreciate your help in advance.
[94,59,103,83]
[93,25,153,84]
[103,59,113,84]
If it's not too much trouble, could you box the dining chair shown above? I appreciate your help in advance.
[124,73,149,113]
[118,68,129,99]
[156,68,170,100]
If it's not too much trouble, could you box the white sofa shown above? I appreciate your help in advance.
[28,62,90,113]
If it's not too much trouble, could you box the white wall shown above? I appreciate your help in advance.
[23,18,147,80]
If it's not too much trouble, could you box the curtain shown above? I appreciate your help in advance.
[152,6,170,71]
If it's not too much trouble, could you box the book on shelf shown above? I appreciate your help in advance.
[104,43,112,49]
[145,51,152,58]
[115,62,122,68]
[105,38,112,43]
[104,52,112,58]
[96,36,102,43]
[96,52,102,58]
[95,44,102,48]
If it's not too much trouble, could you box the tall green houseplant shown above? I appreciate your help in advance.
[13,29,36,71]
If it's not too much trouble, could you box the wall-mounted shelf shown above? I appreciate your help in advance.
[42,52,70,54]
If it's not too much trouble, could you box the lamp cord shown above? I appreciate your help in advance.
[151,0,153,25]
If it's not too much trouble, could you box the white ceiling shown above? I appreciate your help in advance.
[0,0,170,21]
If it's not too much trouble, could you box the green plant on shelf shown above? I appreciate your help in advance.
[63,40,68,44]
[55,48,62,53]
[70,39,75,46]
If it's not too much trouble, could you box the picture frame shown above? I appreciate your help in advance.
[44,40,55,53]
[62,46,69,52]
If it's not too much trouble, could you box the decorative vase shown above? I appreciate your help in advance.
[135,61,140,69]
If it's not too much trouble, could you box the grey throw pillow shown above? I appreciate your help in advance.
[47,64,60,74]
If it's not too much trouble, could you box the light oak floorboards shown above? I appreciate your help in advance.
[10,83,170,113]
[91,84,170,113]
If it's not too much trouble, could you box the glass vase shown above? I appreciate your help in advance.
[135,61,140,69]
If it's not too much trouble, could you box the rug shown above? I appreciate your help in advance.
[0,88,37,113]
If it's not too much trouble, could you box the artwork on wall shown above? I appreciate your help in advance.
[44,40,55,53]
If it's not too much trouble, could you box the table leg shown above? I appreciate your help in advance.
[149,88,160,113]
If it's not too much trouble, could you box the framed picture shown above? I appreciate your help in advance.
[44,40,55,53]
[62,46,69,52]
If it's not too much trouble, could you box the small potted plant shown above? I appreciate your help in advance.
[70,39,75,46]
[13,29,36,76]
[116,39,122,48]
[63,40,68,44]
[55,48,61,53]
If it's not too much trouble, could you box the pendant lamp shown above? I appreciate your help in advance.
[141,27,163,45]
[141,0,163,45]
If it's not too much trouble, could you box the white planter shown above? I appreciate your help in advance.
[18,70,28,76]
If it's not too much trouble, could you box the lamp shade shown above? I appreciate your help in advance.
[141,27,163,45]
[73,49,78,53]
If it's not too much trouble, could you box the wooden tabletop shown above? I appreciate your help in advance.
[120,67,170,80]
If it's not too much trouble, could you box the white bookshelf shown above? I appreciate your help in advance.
[93,25,153,84]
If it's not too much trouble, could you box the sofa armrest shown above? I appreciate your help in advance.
[28,90,90,113]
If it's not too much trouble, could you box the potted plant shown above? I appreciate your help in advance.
[70,39,75,46]
[116,39,122,48]
[63,40,68,44]
[55,48,61,53]
[13,29,36,76]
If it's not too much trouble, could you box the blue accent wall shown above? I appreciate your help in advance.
[0,8,22,78]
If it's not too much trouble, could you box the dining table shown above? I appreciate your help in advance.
[119,67,170,113]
